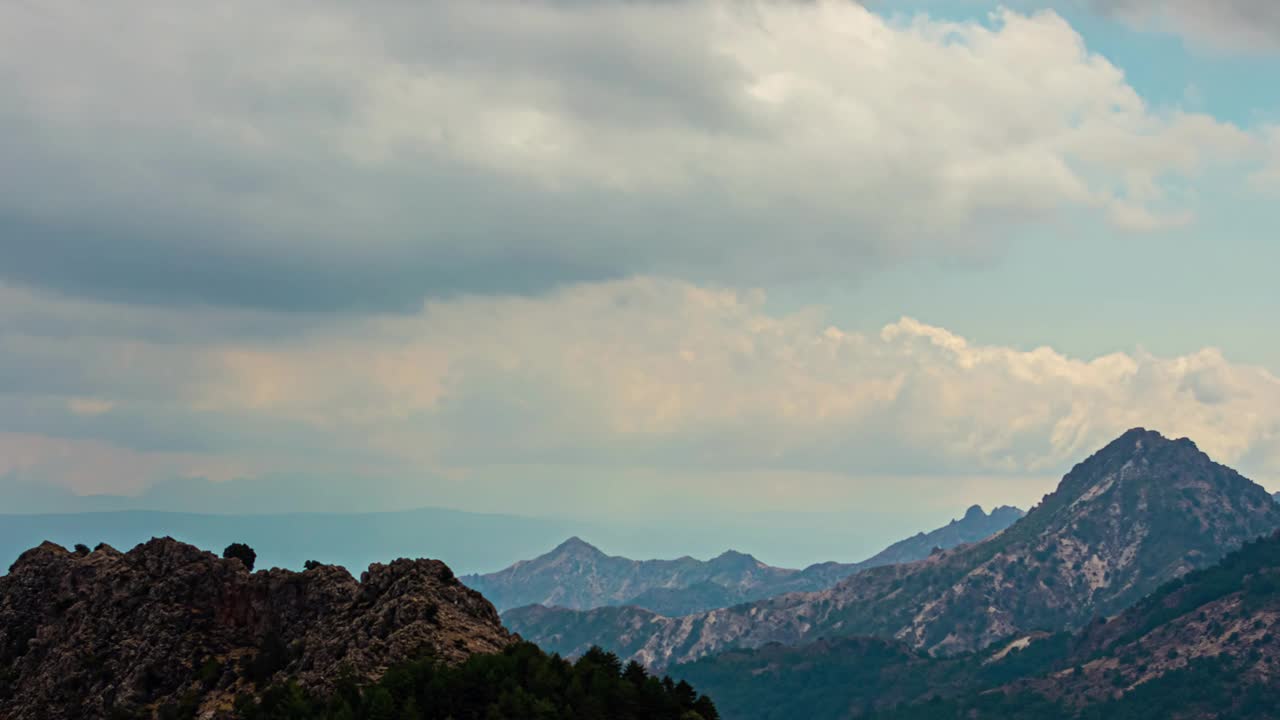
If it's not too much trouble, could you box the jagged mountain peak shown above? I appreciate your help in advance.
[551,536,606,557]
[962,504,986,521]
[1014,428,1255,537]
[711,549,759,564]
[1038,427,1268,533]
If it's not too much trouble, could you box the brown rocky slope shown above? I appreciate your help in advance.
[0,537,513,719]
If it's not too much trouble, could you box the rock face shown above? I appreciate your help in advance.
[506,429,1280,668]
[1014,529,1280,712]
[0,537,513,719]
[466,506,1023,616]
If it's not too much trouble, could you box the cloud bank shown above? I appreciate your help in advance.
[0,1,1260,310]
[3,1,1279,517]
[4,279,1279,505]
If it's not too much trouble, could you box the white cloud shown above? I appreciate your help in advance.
[0,1,1259,307]
[0,432,249,496]
[9,278,1278,498]
[207,278,1280,481]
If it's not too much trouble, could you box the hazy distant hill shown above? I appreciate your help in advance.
[464,505,1023,615]
[508,429,1280,668]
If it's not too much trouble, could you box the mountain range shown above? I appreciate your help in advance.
[463,505,1024,616]
[506,429,1280,668]
[675,528,1280,719]
[6,427,1280,718]
[0,504,974,580]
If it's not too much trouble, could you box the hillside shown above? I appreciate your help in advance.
[465,506,1022,615]
[0,538,513,719]
[507,429,1280,668]
[675,530,1280,720]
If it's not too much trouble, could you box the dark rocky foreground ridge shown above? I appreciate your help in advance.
[464,505,1023,616]
[507,429,1280,668]
[0,537,514,719]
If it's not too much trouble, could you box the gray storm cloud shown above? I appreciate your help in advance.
[0,1,1259,311]
[1090,0,1280,48]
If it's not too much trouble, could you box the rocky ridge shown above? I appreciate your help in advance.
[506,429,1280,668]
[0,537,513,719]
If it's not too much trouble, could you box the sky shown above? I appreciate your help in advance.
[3,1,1280,554]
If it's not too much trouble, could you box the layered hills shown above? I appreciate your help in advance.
[506,429,1280,668]
[464,505,1023,616]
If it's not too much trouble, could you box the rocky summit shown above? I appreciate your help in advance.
[0,537,513,720]
[506,429,1280,668]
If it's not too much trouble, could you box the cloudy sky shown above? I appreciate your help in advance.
[3,0,1280,542]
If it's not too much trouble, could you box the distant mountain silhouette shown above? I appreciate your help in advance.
[507,429,1280,668]
[464,506,1023,615]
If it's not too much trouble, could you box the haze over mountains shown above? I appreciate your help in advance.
[1,470,981,576]
[464,505,1023,616]
[6,428,1280,719]
[507,429,1280,668]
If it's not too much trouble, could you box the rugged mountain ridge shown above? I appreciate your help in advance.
[507,429,1280,668]
[0,537,513,719]
[465,505,1023,615]
[674,530,1280,719]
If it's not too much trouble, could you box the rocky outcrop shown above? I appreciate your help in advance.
[465,506,1023,616]
[0,537,513,719]
[507,429,1280,668]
